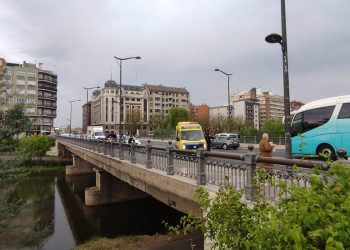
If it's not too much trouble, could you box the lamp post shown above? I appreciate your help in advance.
[69,99,81,136]
[214,68,233,130]
[265,0,291,159]
[83,86,100,103]
[113,56,141,141]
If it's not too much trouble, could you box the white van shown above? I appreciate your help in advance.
[87,126,106,140]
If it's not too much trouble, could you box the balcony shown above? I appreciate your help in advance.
[37,103,57,109]
[38,84,57,92]
[38,94,57,101]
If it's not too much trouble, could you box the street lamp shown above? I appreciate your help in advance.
[113,56,141,141]
[83,86,100,103]
[69,99,81,136]
[265,0,292,159]
[214,68,233,129]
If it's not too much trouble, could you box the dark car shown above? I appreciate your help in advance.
[211,133,240,150]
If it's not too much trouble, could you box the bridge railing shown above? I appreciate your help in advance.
[57,136,334,202]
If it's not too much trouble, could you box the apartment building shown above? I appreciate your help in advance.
[233,100,260,129]
[209,106,228,120]
[0,59,57,133]
[144,84,190,121]
[256,91,284,125]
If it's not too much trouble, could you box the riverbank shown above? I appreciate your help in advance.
[74,231,203,250]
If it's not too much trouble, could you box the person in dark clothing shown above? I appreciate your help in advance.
[205,134,212,151]
[128,136,135,144]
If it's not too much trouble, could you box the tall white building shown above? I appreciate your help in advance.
[90,80,149,134]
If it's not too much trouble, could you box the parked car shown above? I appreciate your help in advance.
[122,135,141,145]
[211,133,240,150]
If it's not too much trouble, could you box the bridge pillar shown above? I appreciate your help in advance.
[85,169,149,206]
[66,154,95,176]
[57,142,71,158]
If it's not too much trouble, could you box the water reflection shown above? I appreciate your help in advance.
[0,174,185,249]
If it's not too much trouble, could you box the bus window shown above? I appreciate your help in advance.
[302,106,335,133]
[291,113,302,137]
[337,103,350,119]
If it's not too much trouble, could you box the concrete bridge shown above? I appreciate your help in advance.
[56,136,329,216]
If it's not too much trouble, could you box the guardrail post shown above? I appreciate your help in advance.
[166,141,174,175]
[111,142,116,157]
[130,142,136,164]
[196,149,206,185]
[119,141,124,160]
[244,145,257,201]
[103,141,108,155]
[146,140,152,169]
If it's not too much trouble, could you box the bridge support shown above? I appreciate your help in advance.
[66,154,95,176]
[85,169,149,206]
[57,142,71,158]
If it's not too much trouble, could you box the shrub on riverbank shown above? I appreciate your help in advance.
[167,162,350,249]
[16,135,55,162]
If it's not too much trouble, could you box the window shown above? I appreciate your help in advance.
[28,80,36,86]
[302,106,335,132]
[16,71,26,76]
[338,103,350,119]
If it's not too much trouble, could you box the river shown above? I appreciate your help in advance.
[0,174,186,249]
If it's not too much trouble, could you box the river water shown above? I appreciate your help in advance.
[0,174,186,250]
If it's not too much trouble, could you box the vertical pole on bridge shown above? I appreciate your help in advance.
[130,142,136,164]
[244,145,257,201]
[166,141,174,175]
[146,140,152,169]
[196,149,206,185]
[119,141,124,160]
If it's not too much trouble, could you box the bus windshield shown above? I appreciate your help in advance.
[181,130,204,140]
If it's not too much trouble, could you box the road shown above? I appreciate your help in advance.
[139,138,286,158]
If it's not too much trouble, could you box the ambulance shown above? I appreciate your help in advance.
[175,122,207,150]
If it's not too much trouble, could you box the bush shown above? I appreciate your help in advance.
[16,135,55,162]
[168,162,350,249]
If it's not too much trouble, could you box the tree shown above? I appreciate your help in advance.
[148,114,163,131]
[4,104,31,136]
[16,135,54,161]
[125,109,142,136]
[163,108,190,130]
[261,119,284,137]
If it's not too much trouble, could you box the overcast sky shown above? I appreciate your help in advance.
[1,0,350,128]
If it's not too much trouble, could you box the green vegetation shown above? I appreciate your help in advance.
[0,104,31,151]
[149,108,190,137]
[16,135,55,162]
[167,162,350,249]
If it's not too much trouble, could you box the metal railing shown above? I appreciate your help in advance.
[57,136,333,202]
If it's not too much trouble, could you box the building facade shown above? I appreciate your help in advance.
[82,101,92,133]
[209,106,228,120]
[90,80,149,134]
[189,103,209,121]
[232,100,260,129]
[256,91,284,125]
[0,59,57,134]
[144,84,190,121]
[290,100,305,111]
